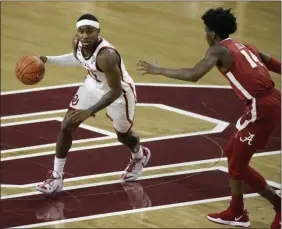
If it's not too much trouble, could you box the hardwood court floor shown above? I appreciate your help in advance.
[0,1,281,228]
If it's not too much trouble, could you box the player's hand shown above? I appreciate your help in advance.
[68,110,92,124]
[137,60,161,75]
[36,55,47,64]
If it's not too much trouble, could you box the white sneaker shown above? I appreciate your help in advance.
[121,146,151,182]
[36,170,64,194]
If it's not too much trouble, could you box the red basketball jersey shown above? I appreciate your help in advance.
[219,38,274,101]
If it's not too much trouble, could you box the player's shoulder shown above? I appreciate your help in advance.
[97,47,120,68]
[206,44,229,57]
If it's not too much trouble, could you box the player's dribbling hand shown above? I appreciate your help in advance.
[68,109,92,124]
[137,60,161,75]
[36,55,47,64]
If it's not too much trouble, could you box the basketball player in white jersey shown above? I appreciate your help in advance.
[36,14,151,194]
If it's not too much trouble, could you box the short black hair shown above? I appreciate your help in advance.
[77,14,99,22]
[201,8,237,39]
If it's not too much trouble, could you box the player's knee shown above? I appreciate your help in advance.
[117,130,139,144]
[117,132,128,144]
[61,120,77,133]
[228,164,247,180]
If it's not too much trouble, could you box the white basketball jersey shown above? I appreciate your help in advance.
[75,37,136,98]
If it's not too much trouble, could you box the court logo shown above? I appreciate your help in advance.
[240,132,255,145]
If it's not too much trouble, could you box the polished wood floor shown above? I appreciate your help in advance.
[1,2,281,228]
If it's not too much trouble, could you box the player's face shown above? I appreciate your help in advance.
[205,26,215,47]
[77,26,100,48]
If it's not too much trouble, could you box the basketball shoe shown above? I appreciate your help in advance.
[121,146,151,182]
[36,170,64,194]
[207,207,251,227]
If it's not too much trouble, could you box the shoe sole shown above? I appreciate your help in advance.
[207,216,251,227]
[36,184,63,194]
[121,147,151,182]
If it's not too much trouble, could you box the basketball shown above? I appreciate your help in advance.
[15,55,45,85]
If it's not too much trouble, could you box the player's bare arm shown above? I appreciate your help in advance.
[68,48,122,124]
[137,45,222,82]
[259,51,281,74]
[87,48,122,114]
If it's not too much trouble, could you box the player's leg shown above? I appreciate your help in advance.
[208,124,260,227]
[208,122,280,227]
[106,92,151,181]
[36,84,96,194]
[207,128,251,227]
[117,129,151,181]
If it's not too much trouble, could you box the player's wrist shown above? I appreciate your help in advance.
[87,107,96,115]
[156,67,163,75]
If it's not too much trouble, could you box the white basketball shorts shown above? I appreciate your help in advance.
[69,76,136,133]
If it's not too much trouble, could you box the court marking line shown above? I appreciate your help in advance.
[7,166,280,228]
[1,109,68,120]
[1,117,116,154]
[1,82,232,96]
[1,116,115,136]
[1,102,228,154]
[1,151,280,188]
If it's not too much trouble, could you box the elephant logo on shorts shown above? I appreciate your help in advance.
[240,132,255,145]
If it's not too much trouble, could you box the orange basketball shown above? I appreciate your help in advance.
[15,55,45,85]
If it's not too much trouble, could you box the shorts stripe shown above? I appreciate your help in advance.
[122,89,133,126]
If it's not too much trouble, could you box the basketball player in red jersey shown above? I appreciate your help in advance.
[35,14,151,194]
[137,8,281,229]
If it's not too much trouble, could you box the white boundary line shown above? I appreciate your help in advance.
[5,166,280,229]
[1,82,232,96]
[1,117,116,154]
[1,109,67,120]
[1,150,280,188]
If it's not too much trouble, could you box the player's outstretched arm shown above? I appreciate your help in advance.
[86,48,122,115]
[259,52,281,74]
[137,46,220,82]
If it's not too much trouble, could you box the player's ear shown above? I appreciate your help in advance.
[98,28,101,34]
[211,31,216,39]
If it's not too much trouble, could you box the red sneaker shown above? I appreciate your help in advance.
[207,207,250,227]
[271,211,281,229]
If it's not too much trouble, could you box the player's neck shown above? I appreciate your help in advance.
[214,39,222,45]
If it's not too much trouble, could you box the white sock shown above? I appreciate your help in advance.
[132,147,144,160]
[53,156,66,177]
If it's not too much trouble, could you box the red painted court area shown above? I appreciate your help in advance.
[1,169,278,228]
[1,120,105,150]
[1,85,280,185]
[0,85,280,228]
